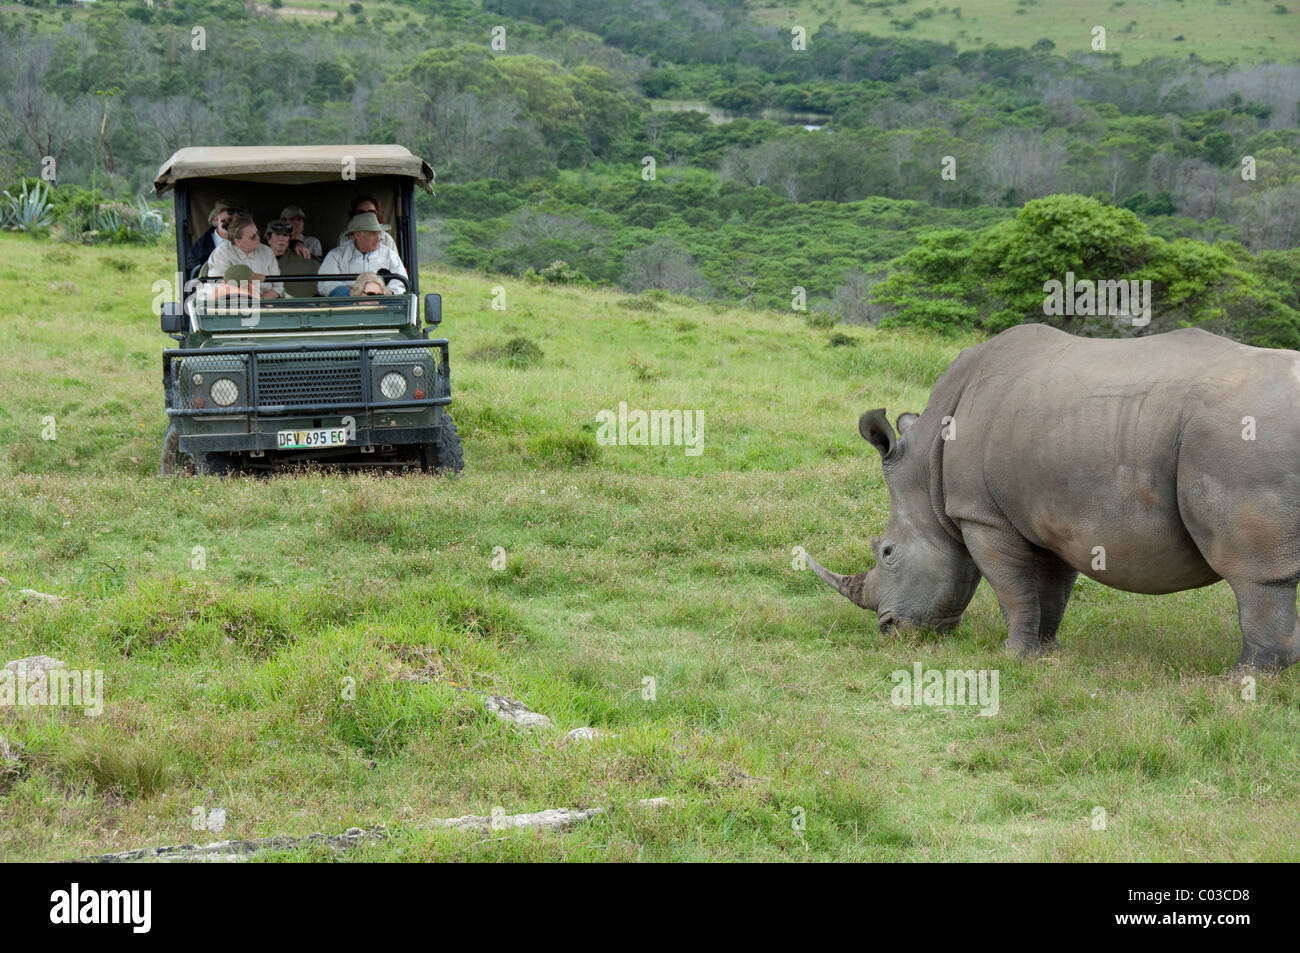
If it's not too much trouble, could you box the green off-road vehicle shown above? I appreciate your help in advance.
[155,144,462,474]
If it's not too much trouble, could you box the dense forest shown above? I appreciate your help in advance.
[1,0,1297,342]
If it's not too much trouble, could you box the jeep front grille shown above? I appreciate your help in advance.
[255,350,363,406]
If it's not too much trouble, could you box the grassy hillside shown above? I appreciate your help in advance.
[751,0,1300,64]
[1,233,1297,861]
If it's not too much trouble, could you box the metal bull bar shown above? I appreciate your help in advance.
[163,337,451,417]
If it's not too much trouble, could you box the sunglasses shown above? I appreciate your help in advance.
[268,224,294,235]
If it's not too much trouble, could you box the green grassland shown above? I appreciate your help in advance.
[1,233,1297,861]
[751,0,1300,64]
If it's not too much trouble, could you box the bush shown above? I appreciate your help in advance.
[524,259,588,284]
[471,336,544,368]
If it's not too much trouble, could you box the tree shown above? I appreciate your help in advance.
[620,237,708,295]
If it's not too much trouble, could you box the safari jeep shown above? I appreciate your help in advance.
[154,144,462,474]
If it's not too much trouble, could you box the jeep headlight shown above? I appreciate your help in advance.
[210,378,239,407]
[380,372,407,400]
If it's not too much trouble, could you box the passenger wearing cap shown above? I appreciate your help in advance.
[266,219,318,297]
[316,212,407,297]
[186,200,239,275]
[335,194,397,252]
[204,213,283,298]
[196,263,263,308]
[280,206,321,259]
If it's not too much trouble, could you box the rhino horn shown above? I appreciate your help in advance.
[805,551,878,611]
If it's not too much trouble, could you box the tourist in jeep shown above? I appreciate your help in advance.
[186,200,239,275]
[205,213,283,298]
[335,194,397,252]
[266,218,318,297]
[349,271,387,296]
[317,212,407,296]
[280,205,321,259]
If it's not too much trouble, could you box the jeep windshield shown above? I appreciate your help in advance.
[188,285,413,335]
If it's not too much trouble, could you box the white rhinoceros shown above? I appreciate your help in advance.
[808,323,1300,672]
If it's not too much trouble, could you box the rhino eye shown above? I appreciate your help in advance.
[882,544,895,559]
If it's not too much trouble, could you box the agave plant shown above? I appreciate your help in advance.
[87,199,167,244]
[128,198,166,242]
[1,180,54,232]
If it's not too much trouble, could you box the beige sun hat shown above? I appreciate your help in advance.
[343,211,391,236]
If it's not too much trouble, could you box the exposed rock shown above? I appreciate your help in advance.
[564,726,611,742]
[17,589,65,605]
[5,655,66,677]
[633,797,673,810]
[81,802,636,862]
[84,827,388,864]
[439,807,601,834]
[4,656,69,706]
[484,693,552,728]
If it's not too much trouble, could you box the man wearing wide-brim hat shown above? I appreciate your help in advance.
[317,212,409,297]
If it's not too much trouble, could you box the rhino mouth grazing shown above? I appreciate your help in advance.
[878,611,963,634]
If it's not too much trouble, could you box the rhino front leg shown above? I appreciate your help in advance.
[958,522,1048,656]
[1228,580,1300,673]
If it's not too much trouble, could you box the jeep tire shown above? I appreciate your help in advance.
[420,414,464,474]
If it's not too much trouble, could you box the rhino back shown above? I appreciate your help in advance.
[938,325,1300,594]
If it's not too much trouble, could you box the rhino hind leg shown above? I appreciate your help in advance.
[958,522,1057,657]
[1034,551,1079,650]
[1227,580,1300,673]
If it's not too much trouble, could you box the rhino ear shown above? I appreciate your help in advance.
[859,408,896,459]
[896,412,920,435]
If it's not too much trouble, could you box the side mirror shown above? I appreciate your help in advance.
[161,301,185,334]
[424,293,442,328]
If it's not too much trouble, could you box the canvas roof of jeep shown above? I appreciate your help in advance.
[153,145,435,194]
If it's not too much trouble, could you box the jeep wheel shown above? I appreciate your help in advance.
[159,423,234,476]
[420,415,464,474]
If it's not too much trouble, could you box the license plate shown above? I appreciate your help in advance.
[277,427,349,450]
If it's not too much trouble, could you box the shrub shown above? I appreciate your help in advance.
[524,259,588,284]
[471,336,544,368]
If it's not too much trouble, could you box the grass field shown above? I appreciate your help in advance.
[0,233,1297,861]
[751,0,1300,64]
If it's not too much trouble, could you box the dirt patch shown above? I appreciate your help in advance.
[253,4,336,18]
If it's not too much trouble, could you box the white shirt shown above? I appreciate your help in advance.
[297,234,322,258]
[204,241,283,296]
[317,239,408,296]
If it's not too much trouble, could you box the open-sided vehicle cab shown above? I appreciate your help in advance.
[154,144,462,474]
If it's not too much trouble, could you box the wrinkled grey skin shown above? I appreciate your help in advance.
[808,323,1300,672]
